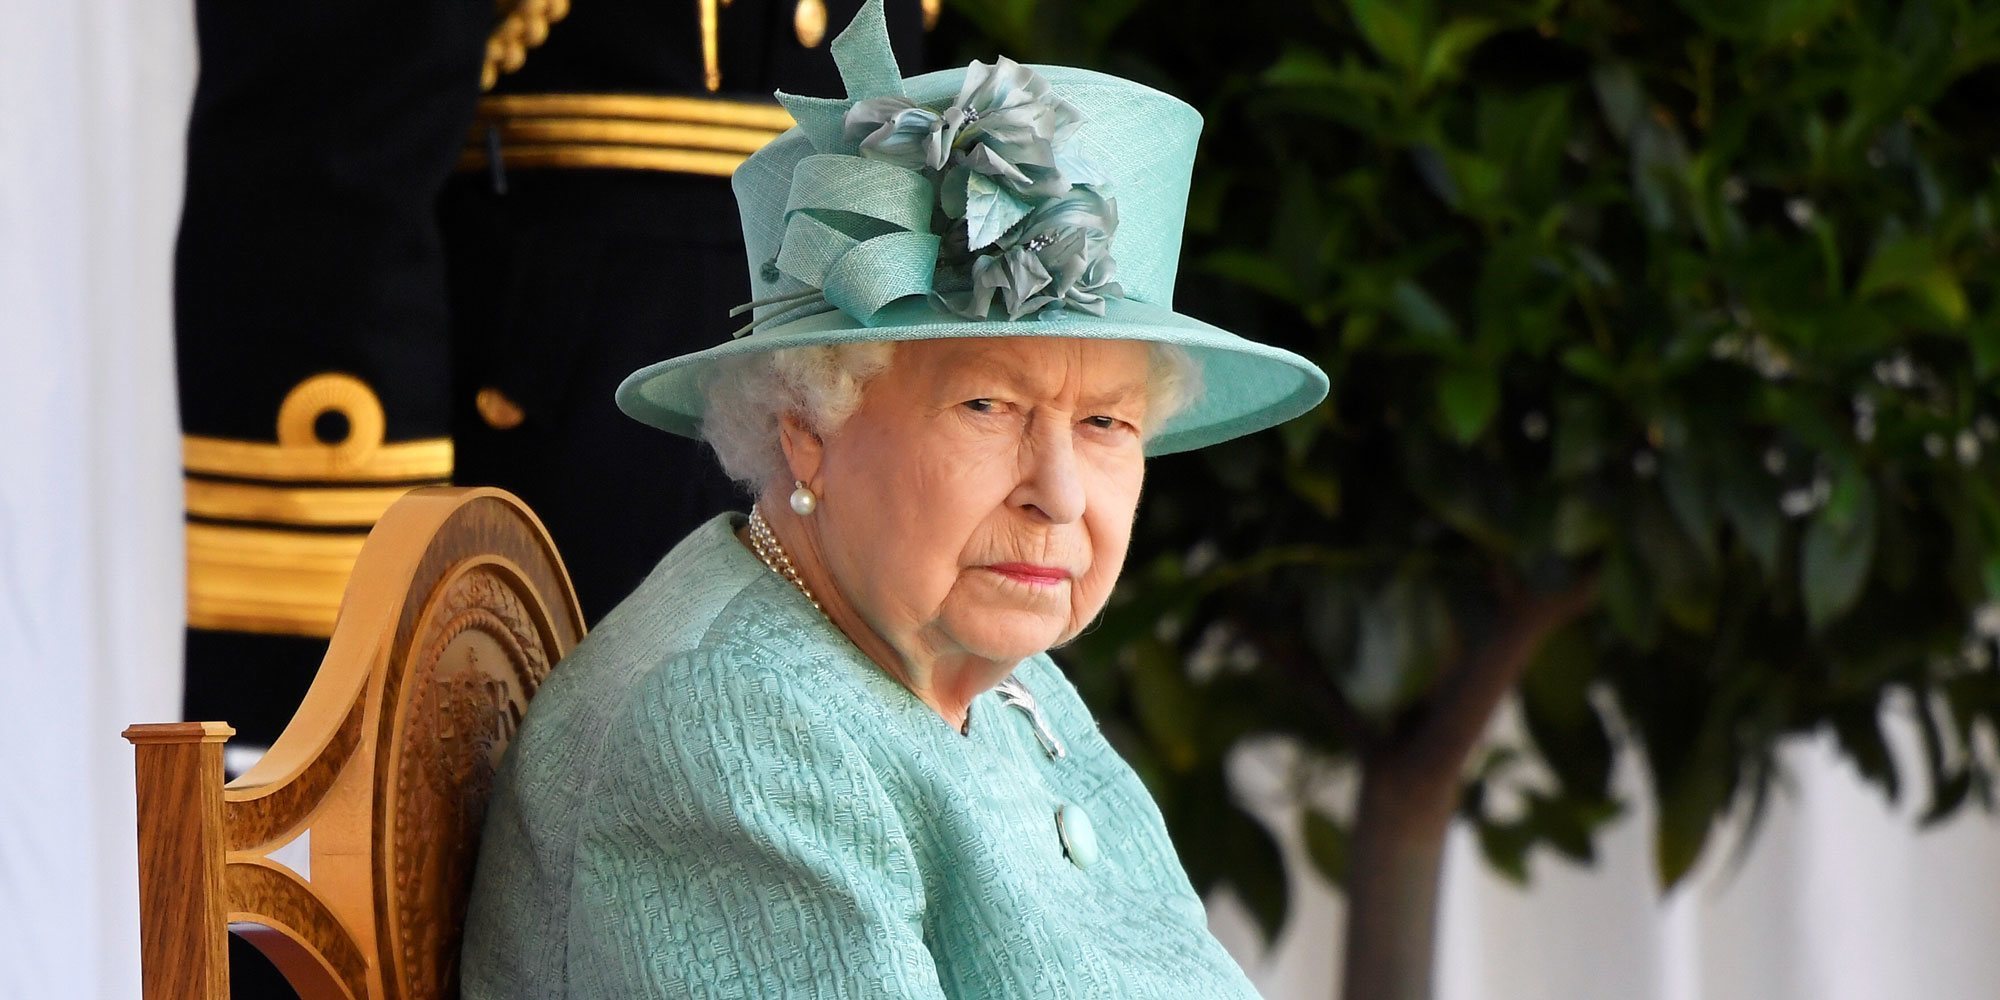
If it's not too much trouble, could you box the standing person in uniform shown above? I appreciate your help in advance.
[445,0,935,624]
[175,0,488,755]
[174,2,491,995]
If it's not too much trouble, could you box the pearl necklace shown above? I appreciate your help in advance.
[748,506,1006,740]
[746,505,824,616]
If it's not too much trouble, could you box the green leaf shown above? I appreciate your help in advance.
[1345,0,1426,73]
[1675,0,1839,43]
[1857,234,1969,326]
[1718,453,1783,578]
[963,172,1033,250]
[1273,167,1331,301]
[1760,0,1843,41]
[1278,400,1328,464]
[1558,346,1617,384]
[1801,475,1878,631]
[1551,494,1609,556]
[1920,772,1968,828]
[1476,819,1533,883]
[1553,394,1610,477]
[1522,627,1595,729]
[1128,637,1203,772]
[1389,277,1459,347]
[1831,705,1900,804]
[1202,249,1297,302]
[1341,573,1451,717]
[1910,270,1970,326]
[1654,753,1729,887]
[1601,543,1661,648]
[1220,806,1291,942]
[1913,691,1972,827]
[1410,145,1461,209]
[1635,495,1718,633]
[1971,319,2000,379]
[1436,363,1500,444]
[1420,17,1497,91]
[1478,87,1571,208]
[1302,809,1350,888]
[1531,793,1615,864]
[1922,772,1974,828]
[1264,45,1344,88]
[1629,118,1691,231]
[1285,464,1342,518]
[1660,452,1719,567]
[1522,627,1616,799]
[1591,63,1644,142]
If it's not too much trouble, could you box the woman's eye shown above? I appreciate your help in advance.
[1085,415,1129,431]
[962,398,996,413]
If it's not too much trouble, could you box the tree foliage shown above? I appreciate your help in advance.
[943,0,2000,948]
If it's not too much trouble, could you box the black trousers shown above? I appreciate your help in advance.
[441,167,749,625]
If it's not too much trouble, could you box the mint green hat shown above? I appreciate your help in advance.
[615,0,1329,456]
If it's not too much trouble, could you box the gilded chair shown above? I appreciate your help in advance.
[124,487,585,999]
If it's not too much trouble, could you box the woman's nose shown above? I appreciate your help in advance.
[1010,419,1086,523]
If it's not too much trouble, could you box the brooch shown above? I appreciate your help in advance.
[994,674,1066,760]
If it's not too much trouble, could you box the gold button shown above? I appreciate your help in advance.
[794,0,827,48]
[476,387,526,430]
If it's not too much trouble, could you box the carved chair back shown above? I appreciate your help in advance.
[125,487,585,999]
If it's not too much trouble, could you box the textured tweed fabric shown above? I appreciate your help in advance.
[459,513,1261,998]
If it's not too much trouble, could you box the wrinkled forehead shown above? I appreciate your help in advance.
[892,336,1154,399]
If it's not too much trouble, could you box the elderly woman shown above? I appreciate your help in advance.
[460,3,1327,997]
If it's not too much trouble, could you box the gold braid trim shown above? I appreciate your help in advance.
[184,481,420,528]
[186,524,366,637]
[182,374,453,483]
[484,0,574,91]
[461,93,795,178]
[184,373,451,637]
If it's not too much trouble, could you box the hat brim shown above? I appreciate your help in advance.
[616,296,1329,457]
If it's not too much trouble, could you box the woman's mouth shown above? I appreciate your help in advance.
[984,563,1073,586]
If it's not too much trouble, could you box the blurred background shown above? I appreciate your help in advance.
[5,0,1999,997]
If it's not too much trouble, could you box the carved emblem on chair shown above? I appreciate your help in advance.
[390,566,553,999]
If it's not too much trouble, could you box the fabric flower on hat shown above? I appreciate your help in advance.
[937,186,1122,320]
[795,48,1124,328]
[945,56,1082,199]
[844,97,956,171]
[1036,229,1122,316]
[846,56,1082,190]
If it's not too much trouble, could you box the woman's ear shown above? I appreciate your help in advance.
[776,412,825,489]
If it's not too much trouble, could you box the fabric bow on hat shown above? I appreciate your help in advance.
[731,0,1122,336]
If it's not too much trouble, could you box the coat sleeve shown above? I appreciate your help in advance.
[565,651,947,999]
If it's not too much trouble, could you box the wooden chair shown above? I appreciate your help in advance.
[124,487,586,999]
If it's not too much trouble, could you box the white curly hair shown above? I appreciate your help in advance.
[698,340,1204,495]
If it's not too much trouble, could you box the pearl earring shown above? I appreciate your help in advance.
[788,480,818,516]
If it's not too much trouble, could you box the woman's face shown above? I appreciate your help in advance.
[802,336,1151,668]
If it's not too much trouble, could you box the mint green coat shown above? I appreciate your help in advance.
[460,514,1261,999]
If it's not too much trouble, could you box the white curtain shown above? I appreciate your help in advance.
[0,0,194,996]
[1213,698,2000,1000]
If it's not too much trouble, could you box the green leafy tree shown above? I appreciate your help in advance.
[939,1,2000,997]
